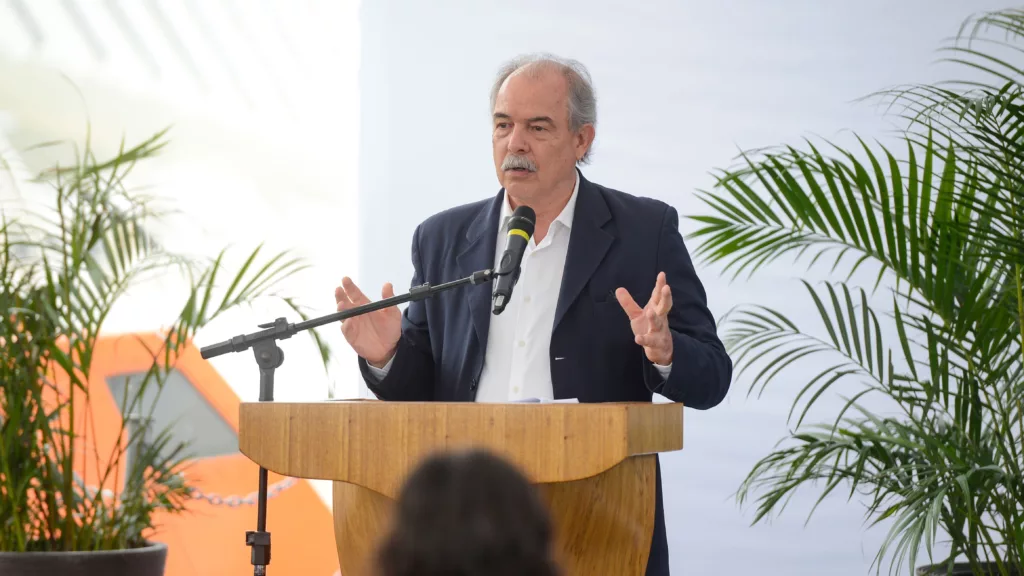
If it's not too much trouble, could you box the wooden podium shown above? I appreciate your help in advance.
[239,401,683,575]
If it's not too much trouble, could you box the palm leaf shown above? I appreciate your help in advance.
[704,8,1024,572]
[1,127,334,552]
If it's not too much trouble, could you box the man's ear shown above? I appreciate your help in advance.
[576,124,596,161]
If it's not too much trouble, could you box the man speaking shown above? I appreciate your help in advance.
[334,53,732,576]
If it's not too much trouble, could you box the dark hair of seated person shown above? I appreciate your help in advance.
[374,449,560,576]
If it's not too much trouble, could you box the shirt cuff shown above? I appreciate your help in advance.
[653,361,672,381]
[366,355,395,381]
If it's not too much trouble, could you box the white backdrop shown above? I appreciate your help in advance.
[0,0,363,400]
[0,0,362,511]
[355,1,1007,574]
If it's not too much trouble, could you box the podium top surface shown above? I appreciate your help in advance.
[239,401,683,498]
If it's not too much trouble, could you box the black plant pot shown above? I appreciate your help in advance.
[917,561,1020,575]
[0,541,167,576]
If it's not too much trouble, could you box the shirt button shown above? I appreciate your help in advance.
[513,386,520,393]
[523,295,531,304]
[518,340,526,348]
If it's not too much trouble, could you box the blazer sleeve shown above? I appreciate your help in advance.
[641,206,732,409]
[358,224,436,400]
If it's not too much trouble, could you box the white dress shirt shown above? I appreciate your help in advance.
[474,175,580,401]
[367,172,671,400]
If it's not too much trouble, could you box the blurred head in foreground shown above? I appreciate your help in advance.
[374,449,560,576]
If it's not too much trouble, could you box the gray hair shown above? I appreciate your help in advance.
[489,53,597,164]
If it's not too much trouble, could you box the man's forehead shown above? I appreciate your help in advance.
[502,65,566,94]
[495,75,567,118]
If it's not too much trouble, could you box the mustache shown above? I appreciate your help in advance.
[501,155,537,172]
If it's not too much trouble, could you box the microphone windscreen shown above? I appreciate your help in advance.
[510,205,536,237]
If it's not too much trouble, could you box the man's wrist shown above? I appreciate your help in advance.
[650,344,673,366]
[367,347,397,369]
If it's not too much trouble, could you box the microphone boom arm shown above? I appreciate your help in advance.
[200,268,497,361]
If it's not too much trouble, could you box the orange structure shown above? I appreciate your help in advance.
[76,334,339,576]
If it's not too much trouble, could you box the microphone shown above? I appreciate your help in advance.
[492,205,536,315]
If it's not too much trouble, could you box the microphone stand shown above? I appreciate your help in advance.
[199,268,499,576]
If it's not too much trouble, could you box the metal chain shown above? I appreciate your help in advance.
[50,420,300,509]
[189,477,297,507]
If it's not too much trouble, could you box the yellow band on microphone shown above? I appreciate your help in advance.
[508,229,530,241]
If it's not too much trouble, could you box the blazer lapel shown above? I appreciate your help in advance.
[456,191,504,351]
[554,173,614,330]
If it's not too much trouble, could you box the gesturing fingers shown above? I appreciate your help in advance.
[629,273,675,366]
[336,284,357,314]
[635,324,669,348]
[342,276,371,305]
[655,284,673,317]
[382,282,402,319]
[646,307,664,332]
[629,314,649,337]
[649,271,666,307]
[615,287,644,320]
[635,330,663,347]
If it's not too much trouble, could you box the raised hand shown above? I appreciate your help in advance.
[334,277,402,368]
[614,272,674,366]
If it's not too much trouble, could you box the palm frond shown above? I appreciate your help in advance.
[1,127,333,551]
[702,9,1024,570]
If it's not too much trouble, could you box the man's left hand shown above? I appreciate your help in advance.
[615,271,674,366]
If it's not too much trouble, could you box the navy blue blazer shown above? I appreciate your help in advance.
[359,171,732,575]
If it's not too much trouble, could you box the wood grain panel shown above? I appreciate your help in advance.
[626,402,683,455]
[239,401,682,498]
[539,454,657,574]
[331,456,656,576]
[332,480,393,576]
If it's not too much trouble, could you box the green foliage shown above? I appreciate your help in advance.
[0,128,329,551]
[689,8,1024,575]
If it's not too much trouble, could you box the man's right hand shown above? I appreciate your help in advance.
[335,277,402,368]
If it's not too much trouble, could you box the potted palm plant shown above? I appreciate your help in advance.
[0,129,328,575]
[688,7,1024,576]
